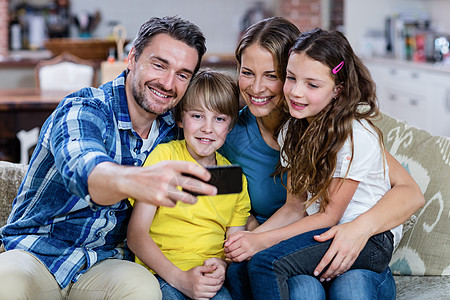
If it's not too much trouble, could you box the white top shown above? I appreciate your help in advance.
[279,119,402,247]
[142,119,160,152]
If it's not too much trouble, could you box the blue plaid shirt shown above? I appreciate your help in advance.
[0,72,177,288]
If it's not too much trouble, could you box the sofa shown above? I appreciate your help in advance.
[0,113,449,299]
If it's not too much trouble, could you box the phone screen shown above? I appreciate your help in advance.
[182,165,243,196]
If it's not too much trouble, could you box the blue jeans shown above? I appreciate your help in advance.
[288,275,326,300]
[327,267,396,300]
[227,228,393,300]
[227,267,395,300]
[157,276,232,300]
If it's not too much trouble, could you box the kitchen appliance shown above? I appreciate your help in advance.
[432,35,450,62]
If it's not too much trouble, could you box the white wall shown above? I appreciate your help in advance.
[427,0,450,33]
[70,0,278,55]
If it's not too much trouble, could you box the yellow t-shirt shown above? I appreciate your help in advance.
[130,140,251,271]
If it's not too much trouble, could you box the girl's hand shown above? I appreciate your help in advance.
[313,221,372,281]
[224,231,268,262]
[173,265,222,300]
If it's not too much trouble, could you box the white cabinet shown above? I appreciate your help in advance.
[365,58,450,137]
[429,74,450,136]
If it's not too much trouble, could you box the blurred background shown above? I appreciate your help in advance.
[3,0,332,55]
[0,0,450,163]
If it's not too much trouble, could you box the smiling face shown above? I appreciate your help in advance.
[284,52,339,123]
[179,107,232,166]
[238,44,284,118]
[126,33,199,117]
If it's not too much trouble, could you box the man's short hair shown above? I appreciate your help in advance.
[132,16,207,74]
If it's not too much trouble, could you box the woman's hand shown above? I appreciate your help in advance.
[312,220,372,281]
[224,231,269,262]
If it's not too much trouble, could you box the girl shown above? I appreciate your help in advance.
[224,18,423,300]
[231,28,401,300]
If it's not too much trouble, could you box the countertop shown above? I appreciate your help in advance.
[0,50,53,68]
[0,50,236,69]
[363,56,450,75]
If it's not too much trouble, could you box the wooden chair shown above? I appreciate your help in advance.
[35,52,97,91]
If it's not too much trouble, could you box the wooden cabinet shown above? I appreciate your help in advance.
[365,58,450,137]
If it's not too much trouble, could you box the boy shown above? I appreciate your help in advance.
[127,69,250,299]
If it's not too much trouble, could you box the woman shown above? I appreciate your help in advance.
[220,17,424,299]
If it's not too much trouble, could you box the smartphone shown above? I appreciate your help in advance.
[182,165,243,196]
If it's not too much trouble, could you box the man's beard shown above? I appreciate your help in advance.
[131,81,177,115]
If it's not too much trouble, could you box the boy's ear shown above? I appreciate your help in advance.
[177,120,183,128]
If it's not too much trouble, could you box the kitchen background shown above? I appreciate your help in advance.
[1,0,331,56]
[0,0,449,142]
[2,0,450,58]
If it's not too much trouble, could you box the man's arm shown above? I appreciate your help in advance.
[88,160,217,207]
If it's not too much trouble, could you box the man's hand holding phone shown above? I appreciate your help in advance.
[182,165,243,196]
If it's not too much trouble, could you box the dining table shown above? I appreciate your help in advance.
[0,88,71,163]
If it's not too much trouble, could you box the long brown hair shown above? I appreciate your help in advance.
[235,17,300,138]
[281,28,384,210]
[236,17,300,82]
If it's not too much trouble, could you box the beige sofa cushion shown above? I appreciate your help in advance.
[0,161,28,227]
[375,113,450,276]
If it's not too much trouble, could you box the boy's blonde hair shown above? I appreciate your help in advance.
[175,68,239,128]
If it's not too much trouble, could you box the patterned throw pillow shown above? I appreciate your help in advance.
[375,113,450,276]
[0,161,28,227]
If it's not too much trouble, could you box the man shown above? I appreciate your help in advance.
[0,16,216,299]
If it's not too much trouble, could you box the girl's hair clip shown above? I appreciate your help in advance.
[332,61,344,74]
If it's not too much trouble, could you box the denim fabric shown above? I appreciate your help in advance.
[288,267,396,300]
[288,275,326,300]
[226,260,252,300]
[0,72,178,288]
[328,267,396,300]
[237,228,393,300]
[227,267,395,300]
[157,276,232,300]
